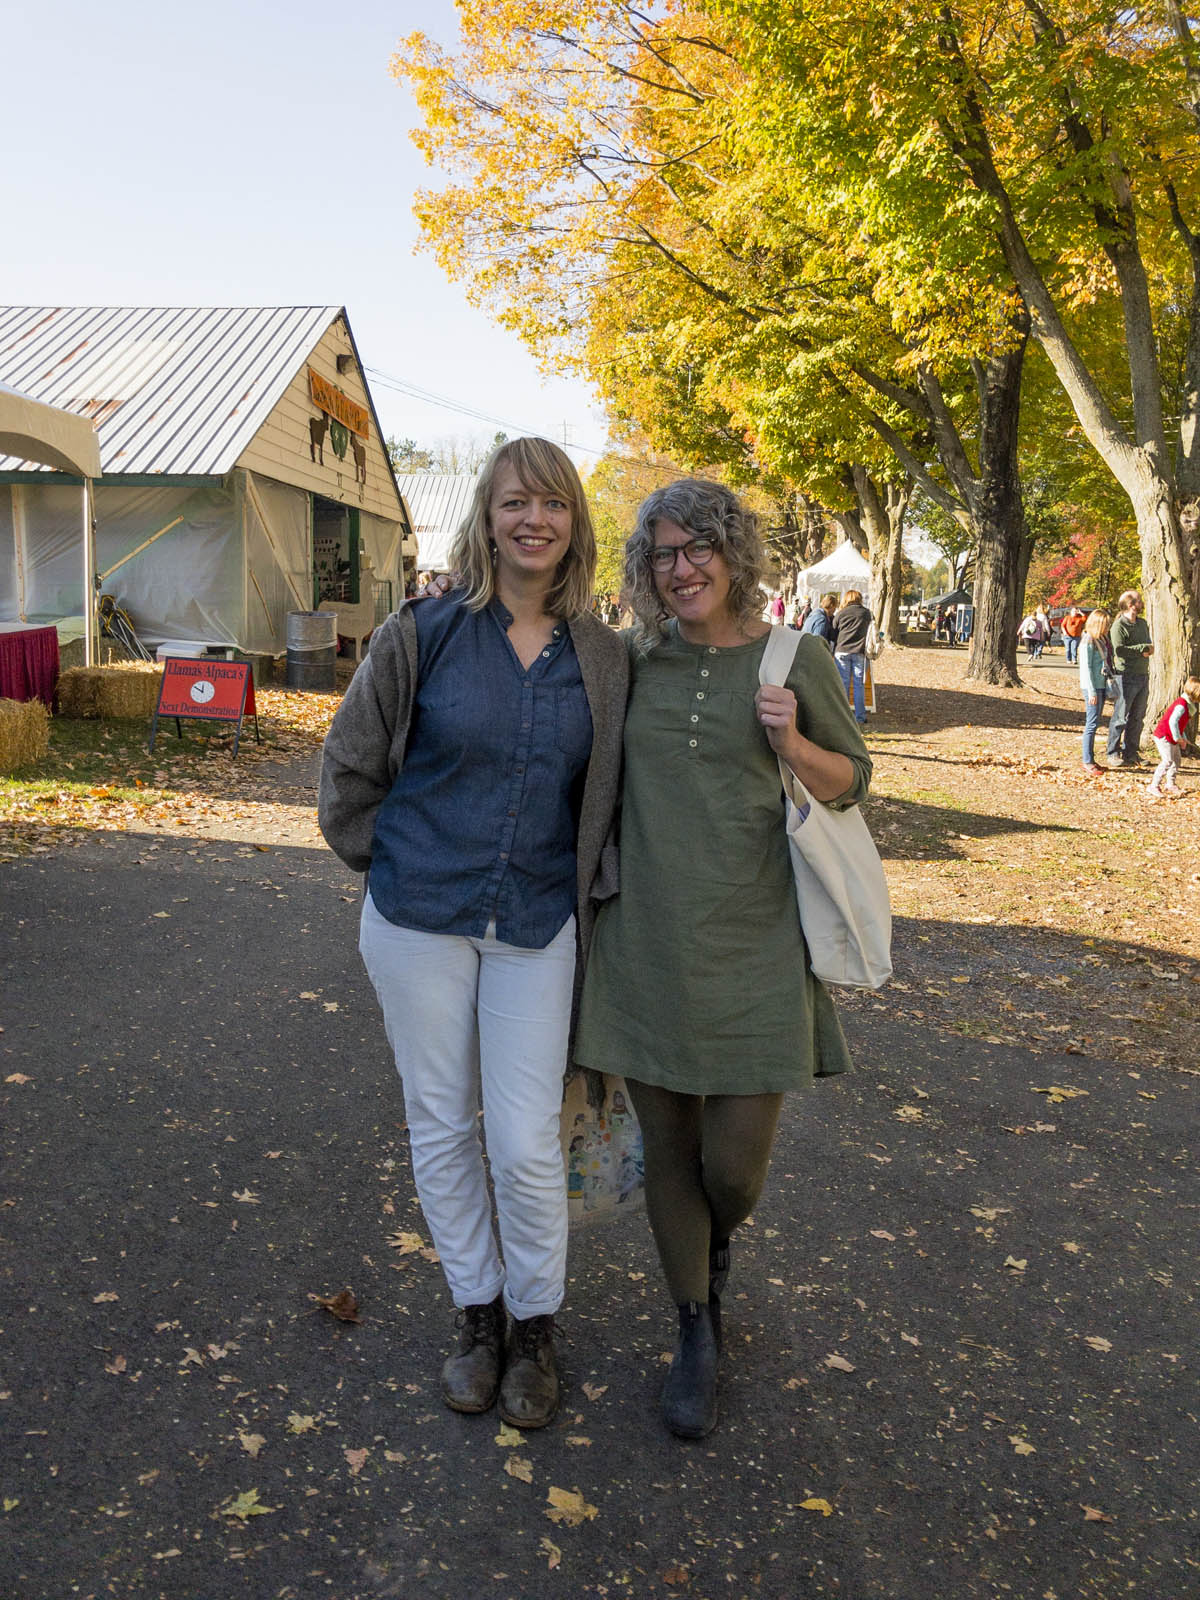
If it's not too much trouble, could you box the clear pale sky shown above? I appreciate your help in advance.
[3,0,607,463]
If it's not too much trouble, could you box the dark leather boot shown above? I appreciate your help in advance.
[661,1300,719,1439]
[499,1314,560,1429]
[441,1295,506,1414]
[708,1238,730,1351]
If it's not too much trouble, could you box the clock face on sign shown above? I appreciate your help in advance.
[190,679,216,705]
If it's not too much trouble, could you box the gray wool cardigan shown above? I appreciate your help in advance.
[318,600,629,1058]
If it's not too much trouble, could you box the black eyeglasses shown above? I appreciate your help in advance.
[648,537,718,573]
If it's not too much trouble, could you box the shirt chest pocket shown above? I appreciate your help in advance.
[555,684,593,763]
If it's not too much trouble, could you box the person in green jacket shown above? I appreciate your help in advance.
[1106,590,1154,766]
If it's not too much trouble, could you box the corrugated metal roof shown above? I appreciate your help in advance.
[0,306,340,476]
[395,473,479,571]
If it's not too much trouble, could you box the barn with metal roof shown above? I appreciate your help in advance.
[392,473,479,574]
[0,306,416,659]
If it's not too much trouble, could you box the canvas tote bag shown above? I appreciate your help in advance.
[759,626,892,989]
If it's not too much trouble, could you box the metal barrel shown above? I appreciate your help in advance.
[285,611,337,691]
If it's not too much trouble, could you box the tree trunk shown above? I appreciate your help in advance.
[964,333,1028,687]
[1130,471,1200,720]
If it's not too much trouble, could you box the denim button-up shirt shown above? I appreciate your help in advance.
[367,595,593,949]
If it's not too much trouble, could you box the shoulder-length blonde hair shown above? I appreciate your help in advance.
[1084,607,1111,641]
[447,437,596,619]
[623,478,766,652]
[842,590,864,607]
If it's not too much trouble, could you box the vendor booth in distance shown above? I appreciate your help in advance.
[0,306,417,664]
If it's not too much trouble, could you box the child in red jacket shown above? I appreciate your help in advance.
[1147,676,1200,799]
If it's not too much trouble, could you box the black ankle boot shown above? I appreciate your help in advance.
[441,1295,506,1414]
[661,1300,718,1439]
[499,1313,560,1429]
[708,1238,730,1351]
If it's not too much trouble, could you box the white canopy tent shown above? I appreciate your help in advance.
[0,383,102,664]
[796,540,873,602]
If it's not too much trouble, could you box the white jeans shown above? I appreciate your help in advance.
[359,892,575,1320]
[1150,737,1182,791]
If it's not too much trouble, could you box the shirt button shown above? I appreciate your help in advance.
[696,691,704,699]
[542,649,550,658]
[689,738,698,747]
[707,647,717,654]
[690,714,699,723]
[500,852,509,861]
[701,669,709,677]
[522,722,530,730]
[508,810,517,818]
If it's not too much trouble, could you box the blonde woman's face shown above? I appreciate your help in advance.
[488,465,573,589]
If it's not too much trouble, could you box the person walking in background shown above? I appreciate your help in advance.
[802,592,837,648]
[1107,590,1154,767]
[1146,676,1200,799]
[1061,605,1087,664]
[768,591,786,625]
[1034,605,1052,657]
[574,479,870,1440]
[1078,608,1114,776]
[1019,610,1042,661]
[832,589,874,725]
[318,437,627,1431]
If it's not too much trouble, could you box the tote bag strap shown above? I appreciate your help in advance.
[757,624,814,810]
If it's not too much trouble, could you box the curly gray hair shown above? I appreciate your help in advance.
[623,479,767,652]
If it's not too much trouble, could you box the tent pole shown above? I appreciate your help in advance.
[83,479,96,667]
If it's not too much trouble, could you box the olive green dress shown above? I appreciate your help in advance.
[574,624,871,1094]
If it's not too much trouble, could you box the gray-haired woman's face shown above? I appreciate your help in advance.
[649,517,733,627]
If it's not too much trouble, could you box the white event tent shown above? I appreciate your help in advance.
[0,382,102,663]
[796,540,873,602]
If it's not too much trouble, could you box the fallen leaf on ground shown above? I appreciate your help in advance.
[344,1448,369,1477]
[1085,1336,1112,1352]
[546,1485,598,1526]
[566,1435,592,1447]
[93,1291,118,1303]
[232,1189,259,1203]
[219,1488,275,1520]
[540,1536,562,1570]
[1033,1085,1089,1103]
[505,1456,533,1482]
[969,1206,1011,1221]
[386,1231,426,1255]
[238,1433,266,1458]
[4,1074,31,1085]
[309,1287,361,1323]
[1082,1505,1114,1522]
[287,1413,318,1435]
[663,1566,691,1585]
[824,1353,856,1373]
[1009,1436,1036,1455]
[1003,1256,1028,1272]
[104,1355,127,1375]
[581,1382,607,1402]
[870,1229,896,1241]
[799,1497,834,1516]
[494,1423,523,1447]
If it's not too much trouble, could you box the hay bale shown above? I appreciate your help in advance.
[58,663,163,720]
[0,696,50,772]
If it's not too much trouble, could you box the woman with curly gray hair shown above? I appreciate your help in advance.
[575,478,871,1439]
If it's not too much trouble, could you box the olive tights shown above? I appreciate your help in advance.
[624,1080,784,1304]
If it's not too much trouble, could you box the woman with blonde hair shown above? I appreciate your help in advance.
[319,437,628,1429]
[1079,607,1114,774]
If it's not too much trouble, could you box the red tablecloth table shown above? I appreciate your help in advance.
[0,624,60,706]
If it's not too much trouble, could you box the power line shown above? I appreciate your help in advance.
[363,365,610,457]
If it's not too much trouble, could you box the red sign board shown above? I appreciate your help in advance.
[150,658,259,755]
